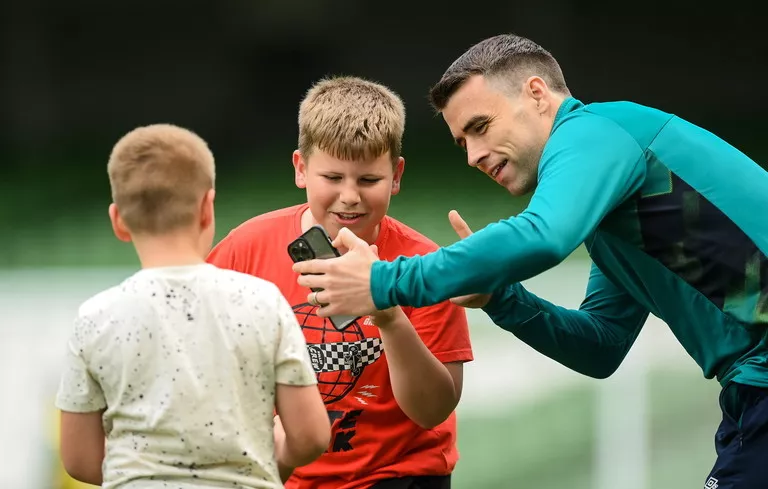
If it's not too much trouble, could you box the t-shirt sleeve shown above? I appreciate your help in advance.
[406,299,473,365]
[273,288,317,387]
[55,315,107,413]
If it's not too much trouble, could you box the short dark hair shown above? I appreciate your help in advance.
[429,34,570,111]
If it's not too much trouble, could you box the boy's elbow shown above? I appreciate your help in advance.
[63,467,88,485]
[404,391,461,430]
[412,415,448,431]
[306,423,332,460]
[292,419,332,465]
[62,459,102,486]
[295,438,329,466]
[409,401,458,430]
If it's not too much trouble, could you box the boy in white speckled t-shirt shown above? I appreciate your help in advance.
[54,124,331,489]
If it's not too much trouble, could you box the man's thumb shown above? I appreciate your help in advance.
[448,209,473,239]
[332,227,364,249]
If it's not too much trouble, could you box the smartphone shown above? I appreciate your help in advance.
[287,225,360,331]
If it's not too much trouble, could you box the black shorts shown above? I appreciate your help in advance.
[370,475,451,489]
[705,382,768,488]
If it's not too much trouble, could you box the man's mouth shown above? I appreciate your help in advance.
[490,160,508,180]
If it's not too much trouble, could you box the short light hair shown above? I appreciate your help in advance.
[429,33,570,111]
[107,123,215,235]
[298,76,405,164]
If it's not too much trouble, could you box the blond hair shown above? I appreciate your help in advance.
[107,123,215,235]
[298,76,405,164]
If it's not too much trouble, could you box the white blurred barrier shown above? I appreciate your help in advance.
[0,263,703,488]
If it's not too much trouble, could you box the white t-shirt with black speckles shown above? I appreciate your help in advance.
[55,263,316,489]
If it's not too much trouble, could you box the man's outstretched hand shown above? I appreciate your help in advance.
[447,210,492,309]
[292,227,379,317]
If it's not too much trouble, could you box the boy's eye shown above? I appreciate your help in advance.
[476,122,488,134]
[360,178,381,184]
[323,175,341,181]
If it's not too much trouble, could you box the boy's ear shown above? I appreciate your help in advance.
[108,203,132,242]
[391,157,405,195]
[200,188,216,229]
[293,150,308,189]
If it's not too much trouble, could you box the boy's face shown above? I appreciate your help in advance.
[293,148,405,244]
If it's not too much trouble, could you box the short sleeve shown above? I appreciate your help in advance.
[406,300,474,364]
[273,290,317,386]
[55,317,107,413]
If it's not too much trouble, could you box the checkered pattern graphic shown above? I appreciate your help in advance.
[307,338,384,376]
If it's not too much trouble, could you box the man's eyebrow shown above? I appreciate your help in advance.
[454,115,489,146]
[462,115,489,134]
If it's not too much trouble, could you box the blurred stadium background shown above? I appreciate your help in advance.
[1,3,765,488]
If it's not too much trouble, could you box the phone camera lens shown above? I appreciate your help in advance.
[291,239,314,261]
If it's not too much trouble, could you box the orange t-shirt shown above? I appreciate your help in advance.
[207,203,473,489]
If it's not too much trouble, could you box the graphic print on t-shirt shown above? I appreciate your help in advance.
[292,302,383,404]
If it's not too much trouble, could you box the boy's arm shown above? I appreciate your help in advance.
[59,410,106,486]
[271,287,330,477]
[373,300,472,429]
[370,116,647,309]
[483,262,650,378]
[55,323,108,485]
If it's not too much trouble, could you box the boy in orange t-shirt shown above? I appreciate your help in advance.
[207,76,473,489]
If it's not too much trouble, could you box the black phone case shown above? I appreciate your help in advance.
[287,225,360,331]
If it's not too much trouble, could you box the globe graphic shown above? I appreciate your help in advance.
[292,302,367,404]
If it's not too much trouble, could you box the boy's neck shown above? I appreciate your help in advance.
[132,232,206,269]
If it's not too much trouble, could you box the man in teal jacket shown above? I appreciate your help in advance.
[294,33,768,487]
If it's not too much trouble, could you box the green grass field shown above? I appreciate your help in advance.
[453,368,719,489]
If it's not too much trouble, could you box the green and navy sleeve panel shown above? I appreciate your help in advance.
[650,117,768,257]
[370,104,646,310]
[633,116,768,326]
[482,262,650,378]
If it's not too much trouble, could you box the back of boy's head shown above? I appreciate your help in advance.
[107,124,215,235]
[298,76,405,164]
